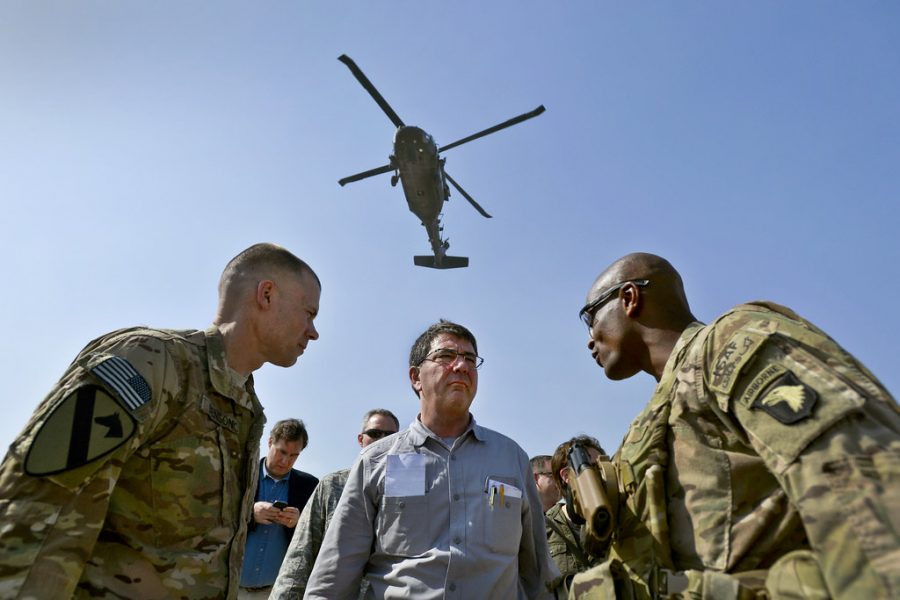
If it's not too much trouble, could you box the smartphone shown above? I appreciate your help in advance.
[272,501,288,510]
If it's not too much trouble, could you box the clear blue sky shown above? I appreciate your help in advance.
[1,3,898,477]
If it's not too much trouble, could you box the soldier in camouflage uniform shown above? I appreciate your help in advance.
[546,435,607,595]
[0,243,321,600]
[572,252,900,599]
[270,408,400,600]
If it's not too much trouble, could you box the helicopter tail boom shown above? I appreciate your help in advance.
[414,255,469,269]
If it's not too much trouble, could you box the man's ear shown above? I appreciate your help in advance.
[560,466,571,485]
[257,280,276,310]
[409,365,423,394]
[621,282,643,318]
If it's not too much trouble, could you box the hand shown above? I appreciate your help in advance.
[252,501,284,525]
[273,506,300,528]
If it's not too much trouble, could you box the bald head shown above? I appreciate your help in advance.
[589,253,693,325]
[584,253,696,381]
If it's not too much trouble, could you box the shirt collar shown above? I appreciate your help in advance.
[262,459,288,482]
[408,413,485,447]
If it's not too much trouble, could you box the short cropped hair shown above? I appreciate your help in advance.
[530,455,552,472]
[409,320,478,367]
[360,408,400,432]
[219,242,320,297]
[408,320,479,398]
[270,418,309,449]
[551,435,605,491]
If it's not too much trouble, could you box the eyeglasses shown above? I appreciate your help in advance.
[420,347,484,369]
[579,279,649,330]
[362,428,397,439]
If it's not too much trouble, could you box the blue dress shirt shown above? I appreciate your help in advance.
[240,463,292,587]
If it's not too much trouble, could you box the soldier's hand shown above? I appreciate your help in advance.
[252,501,283,525]
[274,506,300,528]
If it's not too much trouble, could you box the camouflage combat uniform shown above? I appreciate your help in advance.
[571,302,900,599]
[270,468,367,600]
[0,326,266,599]
[546,503,602,593]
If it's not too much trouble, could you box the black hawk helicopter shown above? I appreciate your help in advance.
[337,54,545,269]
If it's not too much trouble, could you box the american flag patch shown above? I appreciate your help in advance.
[92,356,152,411]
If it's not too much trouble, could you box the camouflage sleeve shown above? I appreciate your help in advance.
[706,309,900,598]
[0,334,177,598]
[271,473,341,600]
[305,458,375,599]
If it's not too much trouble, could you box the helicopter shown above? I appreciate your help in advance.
[337,54,545,269]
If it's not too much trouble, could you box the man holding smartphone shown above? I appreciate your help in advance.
[239,419,318,598]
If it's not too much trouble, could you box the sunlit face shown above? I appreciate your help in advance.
[533,458,560,510]
[261,272,320,368]
[411,333,478,421]
[585,281,639,381]
[265,437,304,478]
[358,413,400,448]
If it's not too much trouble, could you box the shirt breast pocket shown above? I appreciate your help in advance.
[483,476,523,555]
[375,494,430,557]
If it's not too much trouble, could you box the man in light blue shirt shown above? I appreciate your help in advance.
[239,419,318,598]
[305,320,559,599]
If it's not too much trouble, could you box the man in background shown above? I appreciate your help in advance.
[545,435,606,595]
[270,408,400,600]
[239,419,318,598]
[530,454,561,513]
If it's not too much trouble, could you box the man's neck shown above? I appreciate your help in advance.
[420,412,470,438]
[646,320,695,381]
[214,320,262,376]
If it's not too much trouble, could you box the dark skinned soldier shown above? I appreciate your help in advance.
[571,252,899,599]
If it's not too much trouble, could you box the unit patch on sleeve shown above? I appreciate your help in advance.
[25,385,137,475]
[750,370,818,425]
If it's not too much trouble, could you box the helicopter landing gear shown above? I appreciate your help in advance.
[390,174,399,187]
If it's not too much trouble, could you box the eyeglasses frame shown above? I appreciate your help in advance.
[579,279,650,330]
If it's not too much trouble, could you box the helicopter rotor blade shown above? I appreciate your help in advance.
[439,105,545,153]
[338,55,405,129]
[444,171,492,219]
[338,163,394,187]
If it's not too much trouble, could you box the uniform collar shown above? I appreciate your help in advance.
[205,325,257,411]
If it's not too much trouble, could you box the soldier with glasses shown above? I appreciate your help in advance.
[570,252,900,599]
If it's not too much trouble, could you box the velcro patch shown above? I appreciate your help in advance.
[751,371,818,424]
[91,356,152,411]
[201,396,239,433]
[739,363,788,406]
[710,330,766,394]
[25,385,137,475]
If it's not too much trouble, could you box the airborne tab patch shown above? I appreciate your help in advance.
[91,356,152,411]
[751,371,818,424]
[25,385,137,475]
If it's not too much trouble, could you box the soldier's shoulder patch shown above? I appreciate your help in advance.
[25,385,137,476]
[749,370,818,425]
[710,329,767,394]
[91,356,152,411]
